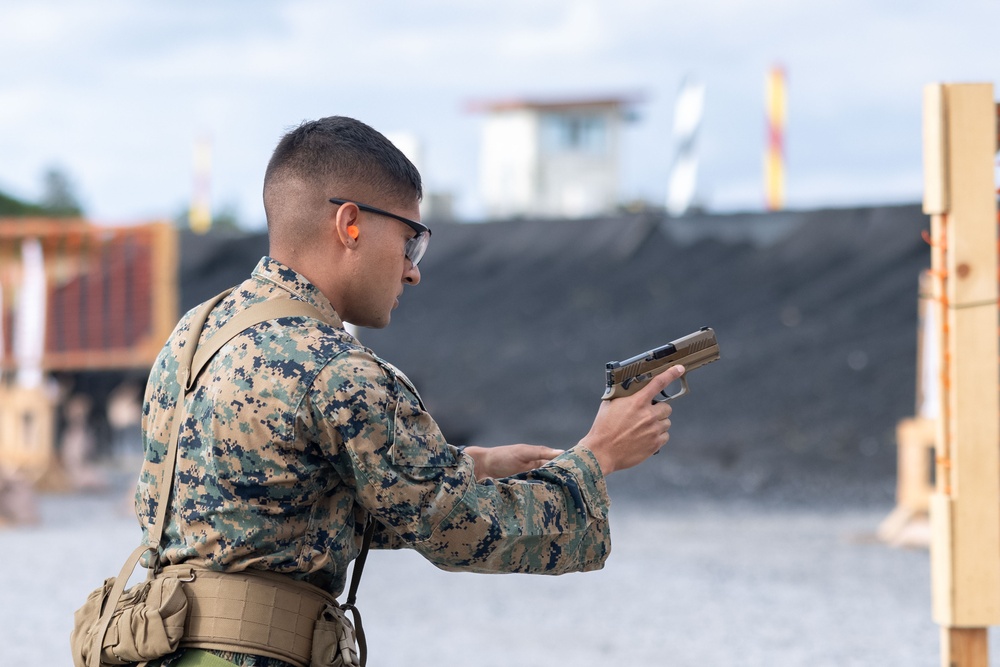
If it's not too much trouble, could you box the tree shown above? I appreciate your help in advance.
[0,189,47,216]
[40,166,83,217]
[172,201,244,233]
[212,203,242,232]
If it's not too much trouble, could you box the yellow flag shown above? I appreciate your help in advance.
[765,66,786,211]
[190,136,212,234]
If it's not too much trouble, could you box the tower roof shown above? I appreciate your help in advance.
[468,94,642,113]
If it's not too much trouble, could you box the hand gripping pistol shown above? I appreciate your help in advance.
[602,327,720,403]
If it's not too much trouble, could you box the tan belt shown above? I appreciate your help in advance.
[160,565,336,667]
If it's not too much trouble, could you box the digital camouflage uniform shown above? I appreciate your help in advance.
[137,257,612,666]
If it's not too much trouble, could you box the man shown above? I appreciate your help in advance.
[137,116,682,667]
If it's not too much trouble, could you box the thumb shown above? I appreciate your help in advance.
[640,364,686,400]
[530,446,565,460]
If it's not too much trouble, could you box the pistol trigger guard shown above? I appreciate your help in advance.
[656,374,689,403]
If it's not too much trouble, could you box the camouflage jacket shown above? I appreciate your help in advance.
[136,256,611,598]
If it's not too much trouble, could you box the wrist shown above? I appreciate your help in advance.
[462,446,490,480]
[575,438,615,476]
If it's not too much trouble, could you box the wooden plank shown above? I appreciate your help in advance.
[932,492,955,624]
[944,83,999,306]
[946,305,1000,626]
[929,82,1000,630]
[897,417,934,512]
[915,270,937,418]
[0,218,92,238]
[923,84,948,215]
[0,386,55,481]
[928,214,950,490]
[0,348,158,371]
[149,221,179,359]
[941,627,989,667]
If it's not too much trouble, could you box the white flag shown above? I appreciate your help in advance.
[14,237,46,389]
[666,78,705,217]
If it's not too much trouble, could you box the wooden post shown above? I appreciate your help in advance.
[896,417,935,512]
[878,270,938,548]
[923,83,1000,666]
[942,628,990,667]
[878,417,935,547]
[148,221,179,359]
[0,385,55,480]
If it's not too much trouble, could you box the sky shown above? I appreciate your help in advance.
[1,0,998,228]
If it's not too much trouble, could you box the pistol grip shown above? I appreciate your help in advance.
[654,373,689,403]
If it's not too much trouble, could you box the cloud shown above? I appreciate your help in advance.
[0,0,998,220]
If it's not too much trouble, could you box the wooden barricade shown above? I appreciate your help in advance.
[878,416,935,547]
[879,270,938,547]
[922,82,1000,667]
[0,385,55,480]
[0,219,178,508]
[0,219,178,371]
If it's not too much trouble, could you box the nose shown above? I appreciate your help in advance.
[404,262,421,286]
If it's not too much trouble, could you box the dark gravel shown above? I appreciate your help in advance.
[171,204,930,508]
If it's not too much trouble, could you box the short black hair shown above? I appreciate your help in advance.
[264,116,422,204]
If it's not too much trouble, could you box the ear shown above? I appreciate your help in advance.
[333,202,361,247]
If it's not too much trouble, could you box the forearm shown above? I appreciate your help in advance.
[326,356,609,573]
[411,447,611,575]
[463,444,565,480]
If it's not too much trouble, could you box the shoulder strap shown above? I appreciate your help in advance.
[154,292,330,548]
[149,289,235,553]
[187,298,331,391]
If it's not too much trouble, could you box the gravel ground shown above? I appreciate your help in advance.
[4,486,998,666]
[18,205,962,665]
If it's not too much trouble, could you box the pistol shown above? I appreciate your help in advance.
[602,327,720,402]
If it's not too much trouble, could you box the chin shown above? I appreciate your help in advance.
[351,315,390,330]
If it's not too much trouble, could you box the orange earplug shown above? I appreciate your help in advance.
[347,225,359,239]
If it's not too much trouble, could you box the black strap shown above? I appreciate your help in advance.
[341,518,376,666]
[346,519,375,607]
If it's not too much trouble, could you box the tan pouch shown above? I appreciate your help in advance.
[311,605,360,667]
[71,575,188,667]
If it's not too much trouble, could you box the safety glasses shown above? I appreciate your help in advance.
[329,197,431,267]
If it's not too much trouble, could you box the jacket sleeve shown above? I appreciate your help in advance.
[311,349,612,575]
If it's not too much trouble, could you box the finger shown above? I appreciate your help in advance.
[654,402,673,420]
[653,430,670,456]
[641,364,686,400]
